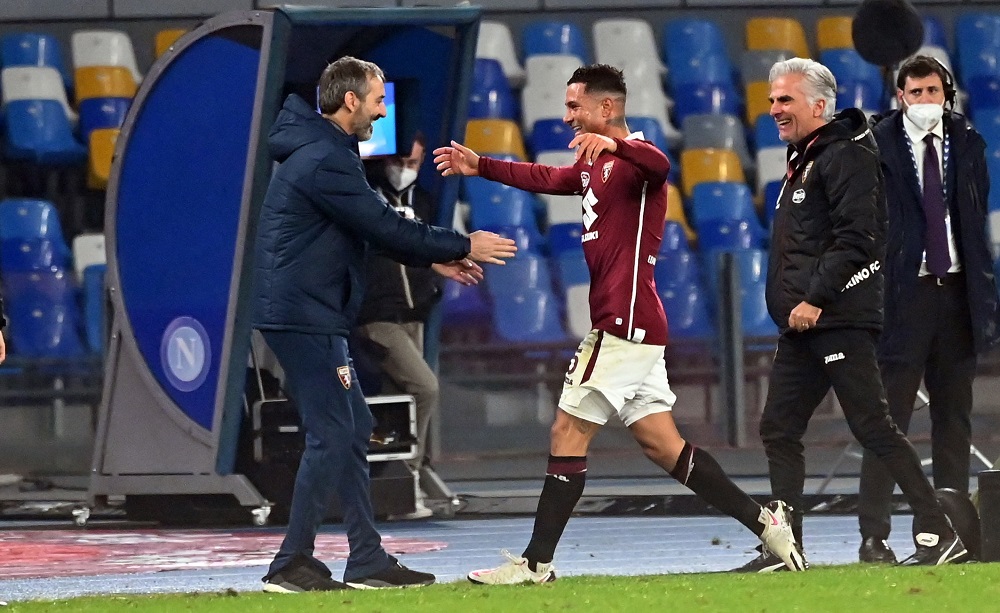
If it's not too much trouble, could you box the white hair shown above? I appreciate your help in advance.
[769,57,838,121]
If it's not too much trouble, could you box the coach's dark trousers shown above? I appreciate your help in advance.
[858,277,976,540]
[760,328,952,543]
[262,330,390,582]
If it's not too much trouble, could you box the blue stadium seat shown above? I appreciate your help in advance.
[2,269,74,303]
[493,287,568,342]
[742,279,778,337]
[7,295,86,358]
[957,13,1000,85]
[697,219,762,252]
[1,33,72,90]
[691,182,766,241]
[464,176,539,229]
[556,250,589,288]
[967,75,1000,117]
[835,80,882,112]
[668,54,734,92]
[754,114,783,150]
[82,263,107,354]
[661,220,691,253]
[764,180,783,226]
[3,99,86,166]
[485,252,554,297]
[663,19,729,69]
[522,21,589,63]
[702,247,767,295]
[660,281,714,339]
[628,116,679,183]
[922,16,949,51]
[1,238,71,272]
[547,222,582,256]
[480,223,544,255]
[0,197,69,245]
[78,96,130,144]
[672,82,740,123]
[975,107,1000,145]
[442,279,491,326]
[655,249,696,290]
[530,118,574,154]
[821,49,882,89]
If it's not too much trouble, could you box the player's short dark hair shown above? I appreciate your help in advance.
[895,55,950,91]
[318,56,385,115]
[567,64,627,98]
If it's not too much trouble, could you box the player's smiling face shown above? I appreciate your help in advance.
[563,82,603,135]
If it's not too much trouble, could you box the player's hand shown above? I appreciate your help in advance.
[0,331,6,364]
[570,133,617,165]
[433,141,480,177]
[432,259,484,286]
[467,230,517,265]
[788,301,822,332]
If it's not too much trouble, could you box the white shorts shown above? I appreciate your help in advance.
[558,329,676,427]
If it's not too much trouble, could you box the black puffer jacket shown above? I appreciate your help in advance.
[766,108,887,333]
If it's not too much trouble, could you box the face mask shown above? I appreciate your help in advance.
[905,103,944,131]
[386,166,418,192]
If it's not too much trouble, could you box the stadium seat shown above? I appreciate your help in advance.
[967,76,1000,118]
[154,28,187,59]
[661,219,692,253]
[682,114,753,175]
[742,279,778,336]
[463,176,537,228]
[477,21,525,88]
[921,16,948,51]
[697,219,761,252]
[521,85,568,136]
[1,268,74,303]
[556,250,589,288]
[1,66,76,122]
[664,184,696,244]
[593,19,666,76]
[3,99,86,166]
[764,179,783,226]
[71,30,142,84]
[0,238,71,273]
[822,49,882,98]
[74,66,137,102]
[655,249,696,290]
[548,222,583,256]
[493,287,567,343]
[746,18,810,59]
[87,128,119,189]
[542,193,582,226]
[691,182,762,229]
[660,281,713,339]
[522,21,589,64]
[72,232,106,283]
[702,246,768,295]
[7,295,86,358]
[442,279,491,327]
[816,16,854,52]
[465,119,527,161]
[741,49,794,85]
[1,33,72,90]
[481,223,543,255]
[78,96,129,144]
[530,118,574,154]
[672,82,741,124]
[663,19,729,66]
[754,114,783,150]
[564,283,591,339]
[627,90,683,146]
[755,147,787,195]
[745,80,773,125]
[669,53,735,94]
[469,58,518,121]
[680,148,745,198]
[976,107,1000,145]
[486,253,554,297]
[0,198,68,245]
[82,262,107,354]
[835,80,882,112]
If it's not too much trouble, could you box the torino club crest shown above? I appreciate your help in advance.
[602,161,614,182]
[337,365,351,389]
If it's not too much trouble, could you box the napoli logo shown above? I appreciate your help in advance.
[792,188,806,204]
[160,316,211,392]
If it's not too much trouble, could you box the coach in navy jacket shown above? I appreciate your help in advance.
[251,57,514,592]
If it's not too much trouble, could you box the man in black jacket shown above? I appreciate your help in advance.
[357,134,449,519]
[252,56,516,592]
[857,56,1000,563]
[736,57,967,572]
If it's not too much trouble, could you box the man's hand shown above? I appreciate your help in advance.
[432,141,480,177]
[432,259,484,286]
[0,332,6,364]
[570,133,617,165]
[467,230,517,265]
[788,301,822,332]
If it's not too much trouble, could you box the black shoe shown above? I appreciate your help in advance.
[346,558,436,589]
[263,556,351,593]
[732,544,810,573]
[859,537,897,564]
[899,532,969,566]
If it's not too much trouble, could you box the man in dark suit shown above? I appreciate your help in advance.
[858,55,1000,563]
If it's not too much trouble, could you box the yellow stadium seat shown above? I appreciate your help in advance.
[816,16,854,51]
[745,80,773,125]
[155,29,187,58]
[680,148,746,198]
[75,66,137,102]
[746,18,810,59]
[88,128,119,190]
[465,119,527,161]
[665,182,697,242]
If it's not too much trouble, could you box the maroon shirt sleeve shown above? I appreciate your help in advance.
[612,138,670,186]
[478,157,581,195]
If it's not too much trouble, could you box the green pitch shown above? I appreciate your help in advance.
[6,564,998,612]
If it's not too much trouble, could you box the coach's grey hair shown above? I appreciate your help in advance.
[769,58,837,121]
[318,56,385,115]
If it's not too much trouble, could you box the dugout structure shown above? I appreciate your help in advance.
[85,5,479,525]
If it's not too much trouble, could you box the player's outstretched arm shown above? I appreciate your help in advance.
[433,141,481,177]
[467,230,517,265]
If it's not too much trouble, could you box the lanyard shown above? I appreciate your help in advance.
[905,128,950,202]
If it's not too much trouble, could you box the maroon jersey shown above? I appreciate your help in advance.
[479,134,670,345]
